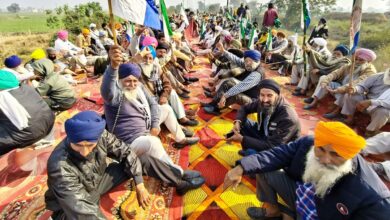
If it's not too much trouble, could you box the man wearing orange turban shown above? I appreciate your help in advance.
[223,121,390,220]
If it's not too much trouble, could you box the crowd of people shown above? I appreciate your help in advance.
[0,2,389,220]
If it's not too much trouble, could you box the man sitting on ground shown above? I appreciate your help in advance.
[32,58,76,111]
[0,70,55,155]
[3,55,35,83]
[303,48,376,114]
[339,69,390,132]
[203,42,265,115]
[226,79,300,156]
[224,121,390,220]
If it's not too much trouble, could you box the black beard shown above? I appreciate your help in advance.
[260,103,274,115]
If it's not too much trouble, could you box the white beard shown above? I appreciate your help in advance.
[140,63,153,78]
[303,148,353,198]
[353,62,369,76]
[123,89,138,101]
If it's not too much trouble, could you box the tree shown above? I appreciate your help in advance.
[7,3,21,13]
[198,1,206,11]
[46,2,109,34]
[208,3,221,13]
[272,0,335,29]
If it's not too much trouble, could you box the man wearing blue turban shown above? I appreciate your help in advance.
[45,110,203,219]
[202,42,265,115]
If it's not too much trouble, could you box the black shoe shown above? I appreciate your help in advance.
[176,176,205,195]
[182,127,194,137]
[200,101,213,107]
[203,106,221,116]
[203,86,213,93]
[183,80,191,85]
[182,170,201,180]
[303,97,314,104]
[292,90,305,96]
[303,103,316,110]
[178,92,190,99]
[187,77,199,82]
[323,112,340,119]
[174,137,200,149]
[247,207,282,220]
[180,119,199,126]
[204,91,213,98]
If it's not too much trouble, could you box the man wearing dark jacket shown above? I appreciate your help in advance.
[0,69,55,155]
[45,111,203,219]
[224,121,390,220]
[226,79,300,156]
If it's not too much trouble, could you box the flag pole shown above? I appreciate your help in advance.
[108,0,118,45]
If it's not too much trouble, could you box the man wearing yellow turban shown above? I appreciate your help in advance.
[223,121,390,220]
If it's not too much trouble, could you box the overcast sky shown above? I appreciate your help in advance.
[0,0,388,12]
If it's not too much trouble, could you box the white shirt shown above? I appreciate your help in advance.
[54,38,81,56]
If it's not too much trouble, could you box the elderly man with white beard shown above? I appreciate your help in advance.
[100,46,204,195]
[303,48,376,115]
[224,121,390,220]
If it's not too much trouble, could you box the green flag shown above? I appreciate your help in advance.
[248,28,257,50]
[239,20,246,40]
[265,29,273,51]
[159,0,172,41]
[199,20,206,38]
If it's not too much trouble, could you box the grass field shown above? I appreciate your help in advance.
[0,12,57,33]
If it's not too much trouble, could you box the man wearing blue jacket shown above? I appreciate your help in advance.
[224,121,390,220]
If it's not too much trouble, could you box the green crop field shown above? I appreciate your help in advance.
[0,12,56,33]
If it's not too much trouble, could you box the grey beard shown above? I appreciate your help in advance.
[140,63,154,78]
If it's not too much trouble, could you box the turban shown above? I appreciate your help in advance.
[312,38,327,47]
[142,36,158,48]
[57,30,68,40]
[271,29,277,36]
[334,44,350,56]
[215,26,223,32]
[65,111,106,144]
[221,30,230,37]
[46,47,56,54]
[98,31,106,37]
[82,28,90,35]
[314,121,366,160]
[156,41,170,51]
[355,48,377,62]
[31,48,46,60]
[89,23,97,28]
[244,50,261,62]
[0,69,19,90]
[140,45,156,59]
[118,63,141,79]
[288,34,298,46]
[320,18,327,24]
[172,32,182,40]
[114,22,122,30]
[230,39,242,49]
[4,55,22,68]
[258,79,280,94]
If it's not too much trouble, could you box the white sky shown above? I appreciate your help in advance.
[0,0,388,12]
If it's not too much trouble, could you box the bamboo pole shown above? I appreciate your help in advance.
[349,53,356,88]
[108,0,118,45]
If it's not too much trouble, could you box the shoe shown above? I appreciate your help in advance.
[204,91,213,98]
[180,119,199,126]
[203,106,221,116]
[202,86,213,93]
[176,176,205,195]
[336,117,354,126]
[182,170,201,180]
[174,137,200,149]
[182,127,194,137]
[200,101,213,107]
[323,112,340,119]
[303,103,316,110]
[182,88,191,94]
[186,77,199,82]
[185,108,197,116]
[183,80,191,86]
[292,90,305,96]
[303,97,314,104]
[247,207,282,220]
[294,87,301,92]
[178,93,190,99]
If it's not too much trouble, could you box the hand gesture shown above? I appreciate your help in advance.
[356,100,371,112]
[109,45,123,69]
[135,183,151,210]
[347,86,356,95]
[216,41,225,53]
[217,95,226,108]
[226,129,243,143]
[223,165,243,190]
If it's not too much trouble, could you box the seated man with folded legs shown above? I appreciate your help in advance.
[338,69,390,130]
[303,48,376,114]
[203,42,265,115]
[45,111,205,219]
[101,46,199,150]
[224,121,390,220]
[226,79,300,156]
